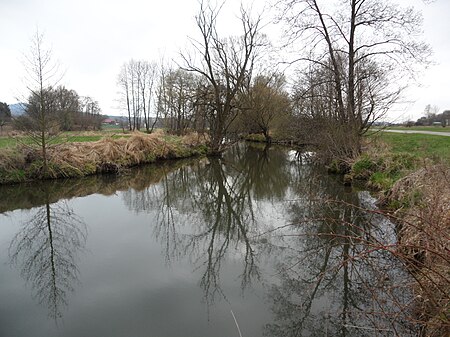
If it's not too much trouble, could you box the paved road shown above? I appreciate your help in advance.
[377,129,450,137]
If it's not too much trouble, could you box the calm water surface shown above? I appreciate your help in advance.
[0,143,417,336]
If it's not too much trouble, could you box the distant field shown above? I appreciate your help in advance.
[0,131,131,149]
[371,132,450,164]
[375,126,450,133]
[101,124,123,130]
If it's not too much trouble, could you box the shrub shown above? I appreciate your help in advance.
[352,155,380,179]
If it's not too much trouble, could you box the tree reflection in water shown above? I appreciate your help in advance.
[122,143,418,334]
[122,143,291,303]
[9,187,87,320]
[264,179,418,336]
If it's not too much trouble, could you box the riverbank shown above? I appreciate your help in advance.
[246,132,450,334]
[340,134,450,336]
[383,165,449,336]
[0,131,209,185]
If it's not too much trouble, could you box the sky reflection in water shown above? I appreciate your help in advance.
[0,143,418,337]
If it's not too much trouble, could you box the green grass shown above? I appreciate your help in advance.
[374,132,450,164]
[349,132,450,190]
[101,124,122,130]
[0,137,20,148]
[0,132,131,149]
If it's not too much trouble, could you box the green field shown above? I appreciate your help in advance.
[376,126,450,133]
[0,131,130,149]
[372,132,450,164]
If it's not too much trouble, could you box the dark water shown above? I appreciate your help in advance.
[0,143,418,337]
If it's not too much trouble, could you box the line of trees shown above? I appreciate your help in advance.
[117,61,210,135]
[114,0,429,161]
[0,102,11,134]
[9,0,431,167]
[117,60,158,132]
[15,86,102,133]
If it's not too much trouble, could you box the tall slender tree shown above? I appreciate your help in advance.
[20,30,63,175]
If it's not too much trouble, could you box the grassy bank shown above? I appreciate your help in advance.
[0,131,209,185]
[375,132,450,164]
[343,132,450,190]
[346,133,450,335]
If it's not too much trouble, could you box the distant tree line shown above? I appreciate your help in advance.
[14,86,102,132]
[415,105,450,126]
[0,102,12,134]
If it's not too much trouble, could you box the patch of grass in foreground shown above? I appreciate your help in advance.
[373,132,450,164]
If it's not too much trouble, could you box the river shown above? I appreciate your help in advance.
[0,143,419,336]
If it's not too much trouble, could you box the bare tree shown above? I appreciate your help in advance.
[117,63,133,131]
[19,30,62,174]
[279,0,431,160]
[117,59,159,132]
[182,0,264,154]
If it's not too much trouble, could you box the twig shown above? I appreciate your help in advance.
[230,309,243,337]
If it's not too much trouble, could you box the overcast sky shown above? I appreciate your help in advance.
[0,0,449,121]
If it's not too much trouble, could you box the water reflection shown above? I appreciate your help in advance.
[8,186,87,320]
[0,143,419,335]
[122,147,265,302]
[122,143,417,334]
[265,195,417,336]
[0,158,198,214]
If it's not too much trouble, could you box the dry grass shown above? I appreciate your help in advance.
[52,132,207,172]
[0,131,209,184]
[181,131,210,147]
[385,165,450,336]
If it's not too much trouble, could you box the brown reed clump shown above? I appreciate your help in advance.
[386,164,450,336]
[181,132,210,147]
[51,133,206,175]
[0,132,209,184]
[0,148,25,171]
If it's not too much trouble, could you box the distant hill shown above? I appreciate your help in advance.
[8,103,26,116]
